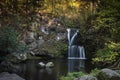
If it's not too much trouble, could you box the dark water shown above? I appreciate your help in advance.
[18,59,93,80]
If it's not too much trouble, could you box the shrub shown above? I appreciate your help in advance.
[60,72,85,80]
[92,42,120,64]
[0,26,27,56]
[89,68,100,76]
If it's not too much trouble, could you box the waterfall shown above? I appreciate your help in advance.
[67,28,78,46]
[67,29,71,46]
[78,46,86,59]
[67,28,86,59]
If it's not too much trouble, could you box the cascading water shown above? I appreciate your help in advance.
[67,28,86,59]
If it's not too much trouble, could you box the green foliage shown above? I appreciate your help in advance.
[89,68,100,76]
[60,72,85,80]
[93,0,120,42]
[0,27,27,56]
[93,42,120,63]
[60,76,73,80]
[60,68,101,80]
[42,41,67,57]
[67,72,85,78]
[90,0,120,66]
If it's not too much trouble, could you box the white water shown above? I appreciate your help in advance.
[67,28,71,45]
[67,28,86,59]
[78,46,86,59]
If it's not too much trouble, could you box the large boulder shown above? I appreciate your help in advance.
[0,72,25,80]
[79,75,97,80]
[96,68,120,80]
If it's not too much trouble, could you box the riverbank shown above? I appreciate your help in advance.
[60,68,120,80]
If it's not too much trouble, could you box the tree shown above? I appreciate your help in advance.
[92,0,120,68]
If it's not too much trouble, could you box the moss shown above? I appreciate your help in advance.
[41,41,67,57]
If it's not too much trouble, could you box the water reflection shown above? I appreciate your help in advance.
[37,68,55,80]
[18,59,68,80]
[18,59,88,80]
[68,59,85,72]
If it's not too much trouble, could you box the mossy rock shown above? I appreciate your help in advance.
[96,68,120,80]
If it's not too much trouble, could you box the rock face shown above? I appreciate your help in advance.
[97,68,120,80]
[79,75,97,80]
[20,13,67,57]
[0,72,25,80]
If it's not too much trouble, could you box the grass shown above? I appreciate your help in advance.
[59,68,100,80]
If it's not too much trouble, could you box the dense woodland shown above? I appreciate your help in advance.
[0,0,120,70]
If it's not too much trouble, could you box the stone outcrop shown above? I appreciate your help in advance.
[0,72,25,80]
[96,68,120,80]
[73,68,120,80]
[21,13,67,58]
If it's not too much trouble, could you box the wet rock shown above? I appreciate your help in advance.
[79,75,97,80]
[46,62,54,68]
[38,62,54,68]
[0,72,25,80]
[15,53,27,61]
[30,51,36,56]
[12,52,27,61]
[97,68,120,80]
[38,62,45,68]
